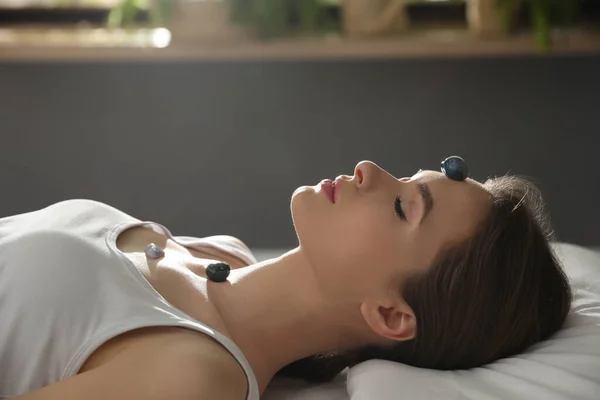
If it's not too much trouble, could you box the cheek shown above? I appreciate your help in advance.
[337,210,393,252]
[291,191,400,276]
[321,207,400,282]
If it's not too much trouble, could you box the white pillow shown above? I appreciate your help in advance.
[347,243,600,400]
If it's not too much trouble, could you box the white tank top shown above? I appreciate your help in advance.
[0,199,260,399]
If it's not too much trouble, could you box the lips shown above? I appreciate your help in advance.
[321,179,335,203]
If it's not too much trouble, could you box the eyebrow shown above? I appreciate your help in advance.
[417,182,434,226]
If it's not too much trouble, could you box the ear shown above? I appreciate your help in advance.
[360,299,416,342]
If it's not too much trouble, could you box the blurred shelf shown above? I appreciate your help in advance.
[0,27,599,62]
[0,0,119,9]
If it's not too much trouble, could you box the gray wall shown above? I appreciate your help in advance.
[1,55,599,248]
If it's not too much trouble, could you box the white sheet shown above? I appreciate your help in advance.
[347,242,600,400]
[263,372,349,400]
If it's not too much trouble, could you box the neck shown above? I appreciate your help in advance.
[206,247,367,394]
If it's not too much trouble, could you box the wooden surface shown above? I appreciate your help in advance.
[0,27,599,62]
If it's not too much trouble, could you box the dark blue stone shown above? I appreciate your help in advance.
[441,156,469,181]
[206,262,231,282]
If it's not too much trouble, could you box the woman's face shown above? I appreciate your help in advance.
[291,160,491,302]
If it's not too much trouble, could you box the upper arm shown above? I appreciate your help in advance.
[12,346,247,400]
[189,337,249,400]
[197,360,249,400]
[12,361,189,400]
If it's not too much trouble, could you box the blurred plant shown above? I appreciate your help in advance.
[108,0,174,28]
[226,0,339,39]
[496,0,579,50]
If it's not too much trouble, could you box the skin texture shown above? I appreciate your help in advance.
[203,160,492,394]
[24,160,492,399]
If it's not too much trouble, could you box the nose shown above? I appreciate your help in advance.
[354,160,401,191]
[354,160,379,190]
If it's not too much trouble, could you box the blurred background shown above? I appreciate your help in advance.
[0,0,599,257]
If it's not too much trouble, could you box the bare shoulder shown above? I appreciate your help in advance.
[15,332,247,400]
[125,329,249,400]
[177,331,249,400]
[124,333,248,400]
[13,329,247,400]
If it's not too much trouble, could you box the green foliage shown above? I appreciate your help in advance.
[108,0,141,28]
[496,0,579,51]
[108,0,174,28]
[107,0,336,36]
[226,0,338,39]
[149,0,174,27]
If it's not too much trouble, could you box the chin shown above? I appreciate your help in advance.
[291,186,314,211]
[290,186,316,240]
[290,187,306,215]
[292,185,313,198]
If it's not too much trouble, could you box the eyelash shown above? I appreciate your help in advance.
[394,196,407,221]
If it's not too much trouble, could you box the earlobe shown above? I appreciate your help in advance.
[360,301,417,342]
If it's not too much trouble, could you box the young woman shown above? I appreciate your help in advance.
[0,159,571,400]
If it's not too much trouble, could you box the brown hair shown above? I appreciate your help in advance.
[276,175,572,382]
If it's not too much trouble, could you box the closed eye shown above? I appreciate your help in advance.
[394,196,407,222]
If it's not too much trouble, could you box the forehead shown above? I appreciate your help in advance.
[411,169,491,247]
[414,169,470,182]
[413,170,488,192]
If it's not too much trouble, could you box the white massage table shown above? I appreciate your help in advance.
[263,373,349,400]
